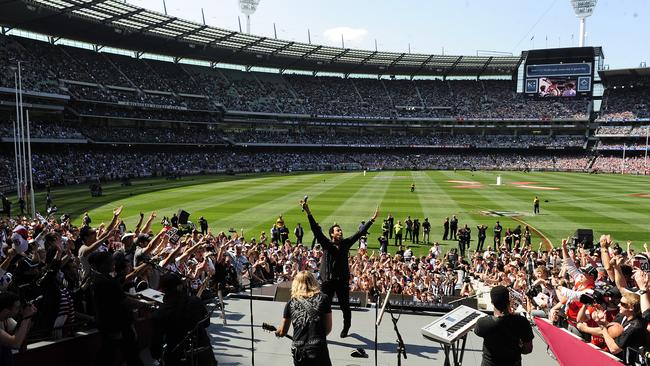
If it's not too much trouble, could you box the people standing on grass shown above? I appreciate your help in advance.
[404,216,413,242]
[450,215,459,240]
[443,217,450,240]
[394,220,403,246]
[422,218,431,244]
[493,220,502,246]
[477,224,487,252]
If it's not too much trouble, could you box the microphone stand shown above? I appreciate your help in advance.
[387,300,407,366]
[245,264,256,366]
[374,289,379,366]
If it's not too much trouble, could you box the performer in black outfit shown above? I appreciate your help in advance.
[276,271,332,366]
[151,273,216,366]
[301,199,378,338]
[475,285,534,366]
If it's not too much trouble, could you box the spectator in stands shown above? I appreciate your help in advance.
[0,291,37,366]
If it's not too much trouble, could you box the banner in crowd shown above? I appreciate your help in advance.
[534,317,622,366]
[117,101,188,111]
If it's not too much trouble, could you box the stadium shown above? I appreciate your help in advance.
[0,0,648,365]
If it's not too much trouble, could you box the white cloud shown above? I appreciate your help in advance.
[323,27,369,46]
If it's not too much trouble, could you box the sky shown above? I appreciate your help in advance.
[127,0,649,70]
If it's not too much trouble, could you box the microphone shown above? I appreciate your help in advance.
[301,195,309,212]
[27,295,43,305]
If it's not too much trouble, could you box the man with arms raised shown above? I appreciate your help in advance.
[300,198,378,338]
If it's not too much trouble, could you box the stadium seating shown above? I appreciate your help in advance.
[0,34,590,120]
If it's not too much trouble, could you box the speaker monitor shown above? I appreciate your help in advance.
[333,291,368,308]
[574,229,594,248]
[177,209,190,225]
[273,284,292,303]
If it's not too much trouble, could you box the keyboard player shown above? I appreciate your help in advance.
[474,285,534,366]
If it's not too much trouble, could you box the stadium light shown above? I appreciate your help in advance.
[570,0,598,47]
[239,0,261,34]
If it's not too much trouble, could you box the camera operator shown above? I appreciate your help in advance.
[526,266,555,318]
[575,288,618,349]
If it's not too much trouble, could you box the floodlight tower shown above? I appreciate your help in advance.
[570,0,598,47]
[239,0,261,34]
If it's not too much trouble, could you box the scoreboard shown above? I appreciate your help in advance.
[522,47,596,98]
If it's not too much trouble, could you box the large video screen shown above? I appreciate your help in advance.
[531,77,578,97]
[524,62,593,98]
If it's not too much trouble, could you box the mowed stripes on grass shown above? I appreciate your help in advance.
[32,171,650,257]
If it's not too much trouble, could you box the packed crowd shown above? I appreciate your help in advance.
[592,156,649,174]
[0,121,84,140]
[71,103,220,123]
[0,117,586,148]
[597,125,650,137]
[600,86,650,120]
[596,142,650,150]
[1,203,649,364]
[0,34,591,120]
[0,150,594,188]
[228,129,585,148]
[67,85,217,111]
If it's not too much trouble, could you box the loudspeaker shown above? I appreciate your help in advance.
[273,283,292,303]
[177,209,190,225]
[574,229,594,248]
[333,291,368,308]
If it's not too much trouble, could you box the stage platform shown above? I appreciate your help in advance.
[209,296,559,366]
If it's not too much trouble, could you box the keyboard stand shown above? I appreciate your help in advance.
[439,333,468,366]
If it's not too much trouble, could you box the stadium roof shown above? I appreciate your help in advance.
[0,0,524,77]
[599,67,650,86]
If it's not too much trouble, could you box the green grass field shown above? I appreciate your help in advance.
[28,171,650,256]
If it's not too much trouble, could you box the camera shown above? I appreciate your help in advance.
[579,285,620,305]
[526,284,542,299]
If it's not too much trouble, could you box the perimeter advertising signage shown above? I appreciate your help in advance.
[524,62,593,98]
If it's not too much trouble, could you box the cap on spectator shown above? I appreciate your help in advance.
[121,233,135,241]
[11,233,29,254]
[12,225,28,238]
